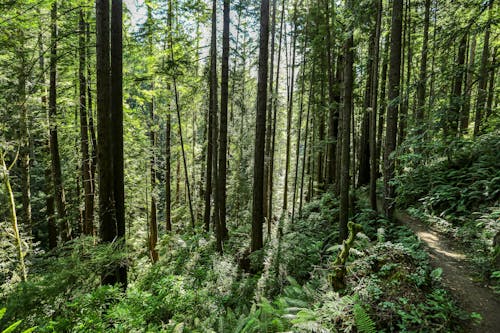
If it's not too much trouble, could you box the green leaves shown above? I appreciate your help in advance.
[0,308,37,333]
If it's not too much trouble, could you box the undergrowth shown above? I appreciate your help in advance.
[396,132,500,286]
[1,193,472,332]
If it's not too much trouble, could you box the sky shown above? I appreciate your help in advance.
[124,0,147,27]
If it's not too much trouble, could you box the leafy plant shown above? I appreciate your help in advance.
[0,308,36,333]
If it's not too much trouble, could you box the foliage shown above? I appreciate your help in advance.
[396,132,500,286]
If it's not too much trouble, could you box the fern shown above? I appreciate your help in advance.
[0,308,37,333]
[353,303,376,333]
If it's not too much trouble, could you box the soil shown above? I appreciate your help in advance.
[392,208,500,333]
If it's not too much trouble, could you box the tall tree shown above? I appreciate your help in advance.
[358,9,377,188]
[268,0,285,229]
[146,5,158,263]
[165,96,172,232]
[339,0,354,240]
[17,32,32,235]
[384,0,403,220]
[446,34,467,137]
[283,2,297,215]
[79,10,93,235]
[473,0,493,137]
[97,0,114,275]
[325,0,338,187]
[111,0,127,284]
[369,0,382,211]
[251,0,270,253]
[461,35,476,134]
[204,0,217,232]
[415,0,430,136]
[49,0,69,242]
[216,0,230,248]
[38,15,57,248]
[168,0,196,230]
[264,0,277,224]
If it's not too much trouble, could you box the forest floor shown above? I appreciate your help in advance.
[391,207,500,333]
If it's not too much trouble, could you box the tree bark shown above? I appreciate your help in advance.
[461,35,476,134]
[168,0,196,230]
[415,0,430,136]
[283,5,297,216]
[79,10,93,236]
[369,0,382,211]
[446,35,467,137]
[216,0,230,249]
[384,0,403,221]
[268,0,285,229]
[340,0,354,240]
[49,1,69,242]
[251,0,270,253]
[326,0,337,187]
[18,33,32,235]
[473,0,493,137]
[264,0,277,224]
[377,32,389,178]
[485,48,497,121]
[358,18,376,188]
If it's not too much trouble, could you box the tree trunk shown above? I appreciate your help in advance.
[216,0,230,248]
[335,53,343,195]
[446,35,467,137]
[474,0,493,137]
[415,0,430,136]
[384,0,403,220]
[38,16,57,249]
[377,32,389,178]
[461,35,476,134]
[251,0,270,253]
[79,10,93,236]
[299,65,315,216]
[292,32,308,224]
[168,0,195,230]
[111,0,126,270]
[473,0,493,137]
[18,34,32,235]
[326,0,337,187]
[146,5,158,263]
[264,0,277,224]
[485,48,497,121]
[269,0,285,228]
[398,0,411,144]
[165,85,172,232]
[369,0,382,211]
[340,0,354,240]
[358,20,376,188]
[283,3,297,215]
[205,0,217,233]
[49,1,69,242]
[1,151,27,281]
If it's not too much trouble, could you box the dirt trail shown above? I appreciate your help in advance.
[392,208,500,333]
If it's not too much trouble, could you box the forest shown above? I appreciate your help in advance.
[0,0,499,331]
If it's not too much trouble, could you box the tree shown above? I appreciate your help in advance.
[216,0,230,249]
[473,0,493,137]
[369,0,382,211]
[97,0,127,286]
[204,0,218,233]
[146,4,159,263]
[384,0,403,220]
[251,0,270,254]
[79,10,93,236]
[415,0,430,137]
[283,2,297,215]
[339,0,354,240]
[49,0,69,242]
